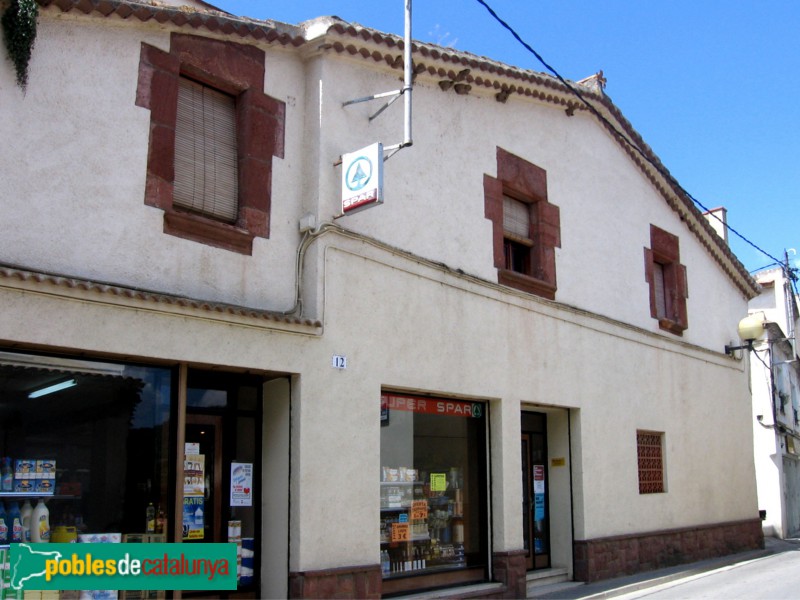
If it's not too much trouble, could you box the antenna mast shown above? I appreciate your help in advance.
[342,0,413,161]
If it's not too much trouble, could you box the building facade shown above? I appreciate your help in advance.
[748,267,800,539]
[0,1,763,597]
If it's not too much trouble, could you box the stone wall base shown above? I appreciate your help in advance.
[287,552,528,599]
[574,518,764,582]
[491,549,527,599]
[289,564,381,599]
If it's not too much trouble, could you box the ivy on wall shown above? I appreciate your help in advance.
[2,0,38,91]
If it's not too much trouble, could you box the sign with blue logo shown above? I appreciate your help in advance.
[341,142,383,215]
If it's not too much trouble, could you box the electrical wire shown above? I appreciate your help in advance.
[473,0,792,278]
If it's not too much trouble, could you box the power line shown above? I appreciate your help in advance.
[473,0,790,275]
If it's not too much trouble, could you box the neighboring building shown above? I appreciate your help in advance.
[748,267,800,539]
[0,1,764,598]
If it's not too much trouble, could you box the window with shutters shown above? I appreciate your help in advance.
[485,148,561,300]
[174,78,239,224]
[637,431,666,494]
[136,34,285,255]
[644,225,688,335]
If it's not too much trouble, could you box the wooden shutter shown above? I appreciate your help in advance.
[653,262,667,319]
[174,77,239,222]
[503,196,530,239]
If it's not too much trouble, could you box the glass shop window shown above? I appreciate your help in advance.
[0,350,172,545]
[379,392,488,595]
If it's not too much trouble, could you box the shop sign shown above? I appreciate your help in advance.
[230,462,253,507]
[5,542,237,590]
[341,142,383,215]
[382,393,482,418]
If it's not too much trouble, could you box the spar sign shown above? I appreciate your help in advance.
[382,393,483,418]
[341,142,383,215]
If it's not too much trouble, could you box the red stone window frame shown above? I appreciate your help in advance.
[484,148,561,300]
[637,430,666,494]
[136,34,285,255]
[644,225,688,335]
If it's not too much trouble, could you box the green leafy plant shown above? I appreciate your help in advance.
[2,0,38,91]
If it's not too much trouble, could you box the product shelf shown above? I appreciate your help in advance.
[0,492,78,500]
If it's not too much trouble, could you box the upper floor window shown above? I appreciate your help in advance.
[644,225,688,335]
[485,148,561,300]
[136,34,285,255]
[174,77,239,223]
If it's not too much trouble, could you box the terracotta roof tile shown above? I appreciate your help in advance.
[0,264,321,329]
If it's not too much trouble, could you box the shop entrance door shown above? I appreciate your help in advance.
[184,414,222,542]
[521,412,550,571]
[182,369,263,597]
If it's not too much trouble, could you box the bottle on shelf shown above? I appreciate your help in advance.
[30,498,50,543]
[155,505,166,535]
[7,501,22,542]
[380,550,390,576]
[0,502,8,543]
[20,499,33,542]
[146,502,155,534]
[1,458,12,492]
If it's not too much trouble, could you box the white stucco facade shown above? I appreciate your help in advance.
[748,268,800,539]
[0,2,764,597]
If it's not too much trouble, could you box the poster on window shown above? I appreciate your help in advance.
[230,462,253,507]
[184,454,205,497]
[182,496,204,540]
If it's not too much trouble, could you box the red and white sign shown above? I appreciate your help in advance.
[381,393,483,418]
[341,143,383,215]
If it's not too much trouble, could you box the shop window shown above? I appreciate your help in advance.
[644,225,688,335]
[637,430,665,494]
[379,392,488,595]
[484,147,561,300]
[0,350,172,543]
[136,33,285,255]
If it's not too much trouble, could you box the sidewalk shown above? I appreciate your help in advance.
[531,537,800,599]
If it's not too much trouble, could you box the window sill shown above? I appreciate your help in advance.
[498,269,556,300]
[163,210,254,255]
[657,317,686,336]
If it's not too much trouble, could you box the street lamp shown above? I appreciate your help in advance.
[724,312,767,357]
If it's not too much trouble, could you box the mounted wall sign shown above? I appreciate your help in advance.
[341,142,383,215]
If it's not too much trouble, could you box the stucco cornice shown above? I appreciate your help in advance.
[34,0,759,298]
[0,264,322,332]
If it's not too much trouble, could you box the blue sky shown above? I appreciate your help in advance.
[211,0,800,274]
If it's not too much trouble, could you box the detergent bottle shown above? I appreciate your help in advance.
[0,502,8,543]
[30,498,50,542]
[7,501,22,542]
[20,499,33,542]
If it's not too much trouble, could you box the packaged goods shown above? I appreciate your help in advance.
[12,480,33,494]
[33,479,54,495]
[13,460,34,477]
[78,533,121,543]
[35,461,56,477]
